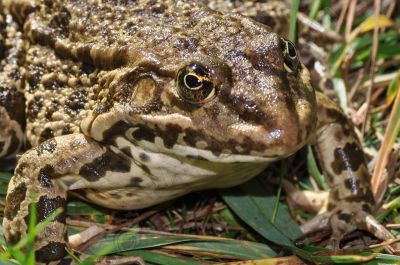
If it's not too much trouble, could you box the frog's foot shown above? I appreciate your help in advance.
[3,133,110,263]
[302,202,398,251]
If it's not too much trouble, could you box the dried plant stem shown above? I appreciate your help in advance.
[345,0,357,41]
[361,0,381,138]
[335,0,350,33]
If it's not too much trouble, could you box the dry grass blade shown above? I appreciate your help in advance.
[360,0,381,139]
[344,0,357,41]
[371,80,400,202]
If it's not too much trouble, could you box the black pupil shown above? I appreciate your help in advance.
[287,42,296,58]
[185,74,202,88]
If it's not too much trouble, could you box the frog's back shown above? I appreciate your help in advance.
[14,0,188,146]
[11,0,173,145]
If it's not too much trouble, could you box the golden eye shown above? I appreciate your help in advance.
[176,63,216,104]
[280,38,299,73]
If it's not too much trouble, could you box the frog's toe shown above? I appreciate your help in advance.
[302,203,398,251]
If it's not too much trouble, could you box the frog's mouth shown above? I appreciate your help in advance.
[113,115,311,164]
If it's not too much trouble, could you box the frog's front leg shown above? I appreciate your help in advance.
[310,92,395,246]
[3,133,125,263]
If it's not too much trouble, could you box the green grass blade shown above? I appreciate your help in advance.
[386,72,400,107]
[288,0,300,42]
[309,0,322,20]
[219,177,302,247]
[162,240,275,260]
[85,232,200,255]
[0,260,18,265]
[307,146,327,190]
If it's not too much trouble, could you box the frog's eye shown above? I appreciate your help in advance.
[176,63,216,104]
[280,38,299,73]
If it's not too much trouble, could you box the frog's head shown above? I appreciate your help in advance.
[83,10,317,163]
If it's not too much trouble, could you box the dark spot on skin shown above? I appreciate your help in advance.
[338,212,352,222]
[126,192,134,197]
[38,165,55,188]
[79,148,131,181]
[219,90,277,128]
[35,242,67,263]
[163,124,182,149]
[362,203,371,213]
[80,63,96,75]
[8,230,22,245]
[45,100,60,119]
[102,120,131,143]
[36,195,66,223]
[331,143,365,175]
[36,138,57,156]
[62,124,73,135]
[139,152,150,162]
[130,177,143,186]
[0,86,26,127]
[49,7,71,38]
[65,90,88,116]
[42,76,62,90]
[110,193,122,199]
[39,127,55,143]
[253,11,276,29]
[186,155,208,161]
[27,95,44,121]
[5,183,27,220]
[131,124,156,143]
[26,68,41,92]
[121,147,133,158]
[212,149,221,157]
[344,177,360,192]
[182,127,267,156]
[364,190,375,205]
[325,109,350,136]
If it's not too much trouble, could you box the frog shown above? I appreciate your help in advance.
[0,0,396,263]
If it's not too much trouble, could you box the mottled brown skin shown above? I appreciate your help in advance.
[0,0,394,263]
